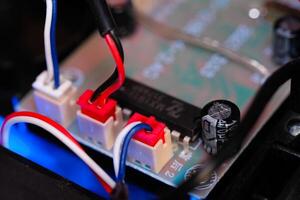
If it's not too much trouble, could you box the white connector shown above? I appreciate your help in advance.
[76,106,124,150]
[32,71,77,126]
[128,127,173,173]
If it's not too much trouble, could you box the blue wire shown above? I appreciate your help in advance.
[117,123,152,182]
[50,0,60,88]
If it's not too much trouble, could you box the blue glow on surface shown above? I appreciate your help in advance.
[0,116,108,198]
[0,116,155,199]
[190,195,203,200]
[11,96,20,111]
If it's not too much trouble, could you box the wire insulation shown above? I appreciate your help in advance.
[0,111,115,193]
[94,34,126,106]
[44,0,60,88]
[118,123,152,182]
[90,31,124,102]
[44,0,54,84]
[50,0,60,88]
[113,122,141,179]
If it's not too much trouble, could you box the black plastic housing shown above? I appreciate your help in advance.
[0,147,99,200]
[112,78,202,141]
[85,0,115,36]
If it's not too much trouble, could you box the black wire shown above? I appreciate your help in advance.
[162,58,300,199]
[90,30,124,102]
[110,30,124,60]
[85,0,115,36]
[84,0,125,102]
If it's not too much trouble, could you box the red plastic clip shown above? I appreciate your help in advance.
[77,90,116,123]
[127,113,166,147]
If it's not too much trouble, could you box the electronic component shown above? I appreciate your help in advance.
[76,90,124,150]
[112,78,202,141]
[273,15,300,65]
[201,100,240,154]
[32,71,77,126]
[15,0,296,198]
[126,113,173,173]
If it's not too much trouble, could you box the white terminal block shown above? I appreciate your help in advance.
[128,128,173,173]
[76,106,124,150]
[32,71,77,126]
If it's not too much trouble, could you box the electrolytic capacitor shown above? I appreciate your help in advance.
[273,15,300,66]
[201,100,240,154]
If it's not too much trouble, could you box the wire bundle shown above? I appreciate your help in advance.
[0,0,129,198]
[44,0,60,88]
[113,122,152,182]
[0,111,116,193]
[89,30,124,103]
[0,112,152,196]
[15,0,298,198]
[84,0,126,106]
[92,32,125,106]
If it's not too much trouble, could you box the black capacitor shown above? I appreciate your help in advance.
[201,100,240,155]
[273,15,300,65]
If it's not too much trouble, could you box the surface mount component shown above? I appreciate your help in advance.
[112,78,202,142]
[201,100,240,154]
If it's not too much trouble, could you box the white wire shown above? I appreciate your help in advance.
[1,116,116,189]
[44,0,54,83]
[113,121,142,178]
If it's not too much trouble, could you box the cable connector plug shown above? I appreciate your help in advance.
[76,90,124,150]
[77,90,117,123]
[126,113,173,173]
[32,71,77,126]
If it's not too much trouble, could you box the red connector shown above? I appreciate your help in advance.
[127,113,166,147]
[77,90,116,123]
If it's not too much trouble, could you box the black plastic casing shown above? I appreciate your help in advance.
[112,78,202,141]
[0,147,98,200]
[85,0,116,36]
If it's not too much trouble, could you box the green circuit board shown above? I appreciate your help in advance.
[125,0,275,109]
[19,0,289,198]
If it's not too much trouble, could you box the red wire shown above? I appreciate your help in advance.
[0,111,112,194]
[95,34,125,106]
[0,111,82,148]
